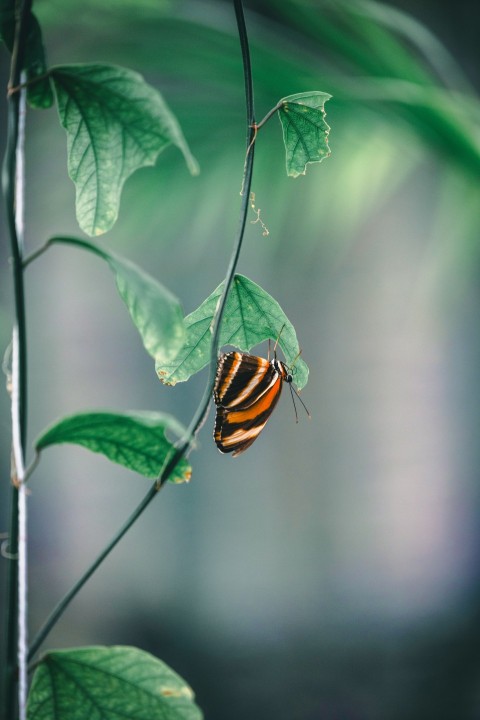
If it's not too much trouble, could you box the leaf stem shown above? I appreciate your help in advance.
[23,236,109,268]
[7,70,51,96]
[27,0,256,663]
[1,1,33,718]
[255,100,283,131]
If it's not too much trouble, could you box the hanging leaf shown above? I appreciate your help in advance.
[44,236,185,363]
[50,63,199,236]
[35,411,192,483]
[27,646,203,720]
[277,91,331,177]
[156,274,309,390]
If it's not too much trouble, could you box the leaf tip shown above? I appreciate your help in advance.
[161,684,195,699]
[156,367,176,386]
[171,466,192,484]
[188,156,201,176]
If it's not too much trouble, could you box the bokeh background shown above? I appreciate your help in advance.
[2,1,480,718]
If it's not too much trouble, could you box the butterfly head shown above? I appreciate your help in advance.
[272,358,292,384]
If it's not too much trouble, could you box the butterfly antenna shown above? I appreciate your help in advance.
[289,383,299,424]
[291,384,311,419]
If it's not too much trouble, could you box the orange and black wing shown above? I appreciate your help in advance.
[214,354,284,456]
[214,352,279,409]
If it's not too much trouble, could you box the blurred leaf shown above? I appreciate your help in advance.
[338,78,480,177]
[277,92,331,177]
[50,63,199,236]
[156,274,309,390]
[0,0,15,48]
[0,7,53,108]
[351,0,474,92]
[35,1,480,181]
[271,0,480,179]
[23,14,54,108]
[45,237,185,363]
[27,646,203,719]
[35,411,192,482]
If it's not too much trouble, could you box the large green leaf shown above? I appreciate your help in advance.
[43,237,185,363]
[277,91,331,177]
[35,411,192,483]
[27,646,203,720]
[0,7,53,108]
[156,274,309,389]
[50,63,199,236]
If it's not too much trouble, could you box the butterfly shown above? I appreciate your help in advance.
[213,347,308,456]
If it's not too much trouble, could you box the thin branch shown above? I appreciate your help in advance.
[1,1,33,717]
[22,238,55,268]
[28,484,158,662]
[15,80,29,720]
[27,0,256,663]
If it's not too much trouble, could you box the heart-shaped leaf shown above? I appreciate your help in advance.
[51,63,199,236]
[277,91,331,177]
[35,411,192,483]
[27,646,203,720]
[156,274,309,389]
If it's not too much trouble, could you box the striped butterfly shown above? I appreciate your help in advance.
[213,345,308,456]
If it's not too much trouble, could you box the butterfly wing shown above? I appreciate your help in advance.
[214,352,279,409]
[214,369,284,456]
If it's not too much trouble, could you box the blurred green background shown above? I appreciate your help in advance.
[2,0,480,717]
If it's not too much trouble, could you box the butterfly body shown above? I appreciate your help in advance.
[213,351,292,456]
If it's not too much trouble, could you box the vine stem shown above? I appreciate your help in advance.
[2,1,32,718]
[27,0,256,664]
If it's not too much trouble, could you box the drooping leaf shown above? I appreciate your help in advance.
[35,411,192,483]
[277,91,331,177]
[27,646,203,720]
[45,236,185,363]
[0,7,53,108]
[50,63,199,236]
[156,274,309,390]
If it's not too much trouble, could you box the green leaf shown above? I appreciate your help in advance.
[0,1,15,50]
[23,14,54,109]
[27,646,203,720]
[47,236,185,363]
[277,91,331,177]
[0,8,53,108]
[110,254,186,364]
[156,274,309,390]
[50,63,199,236]
[35,411,192,483]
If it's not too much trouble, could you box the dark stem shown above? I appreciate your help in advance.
[27,484,158,662]
[27,0,256,663]
[1,1,33,718]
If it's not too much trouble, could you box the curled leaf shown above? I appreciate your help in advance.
[277,91,331,177]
